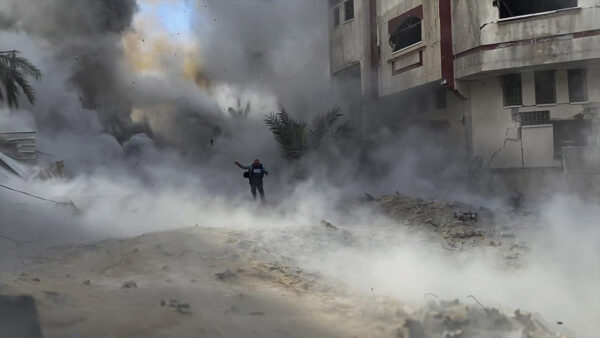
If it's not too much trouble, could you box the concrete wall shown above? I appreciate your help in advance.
[453,0,600,79]
[469,66,600,169]
[329,0,368,73]
[378,0,442,96]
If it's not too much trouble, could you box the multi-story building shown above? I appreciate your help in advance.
[329,0,600,172]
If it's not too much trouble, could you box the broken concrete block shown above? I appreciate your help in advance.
[122,280,137,289]
[215,269,236,282]
[320,219,338,230]
[0,295,42,338]
[397,318,426,338]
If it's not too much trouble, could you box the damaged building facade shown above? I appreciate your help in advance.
[329,0,600,176]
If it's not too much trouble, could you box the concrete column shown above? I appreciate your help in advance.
[522,72,535,106]
[556,70,569,104]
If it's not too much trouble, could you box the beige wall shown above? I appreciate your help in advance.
[453,0,600,79]
[378,0,442,96]
[329,0,365,71]
[469,66,600,169]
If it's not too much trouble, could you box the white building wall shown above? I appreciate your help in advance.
[453,0,600,79]
[469,66,600,169]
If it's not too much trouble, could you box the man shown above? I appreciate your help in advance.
[235,159,268,202]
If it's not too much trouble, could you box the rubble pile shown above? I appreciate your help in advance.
[398,299,569,338]
[378,194,497,248]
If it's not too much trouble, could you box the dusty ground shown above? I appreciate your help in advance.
[0,195,575,338]
[1,227,412,338]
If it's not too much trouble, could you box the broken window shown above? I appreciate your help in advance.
[495,0,578,19]
[519,111,550,126]
[500,74,522,106]
[333,6,340,27]
[568,69,588,102]
[389,16,422,52]
[534,71,556,104]
[434,88,447,109]
[344,0,354,21]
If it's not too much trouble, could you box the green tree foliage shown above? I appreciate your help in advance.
[264,105,354,160]
[0,50,42,109]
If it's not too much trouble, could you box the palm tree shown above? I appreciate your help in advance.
[0,50,42,109]
[264,105,354,160]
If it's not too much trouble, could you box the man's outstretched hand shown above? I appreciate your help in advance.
[234,161,241,166]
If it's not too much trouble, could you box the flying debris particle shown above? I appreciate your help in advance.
[122,281,137,289]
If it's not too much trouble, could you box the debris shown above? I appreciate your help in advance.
[364,192,377,201]
[0,295,42,338]
[320,219,338,230]
[250,311,265,316]
[121,281,137,289]
[397,318,426,338]
[43,291,66,305]
[83,280,91,286]
[214,269,236,282]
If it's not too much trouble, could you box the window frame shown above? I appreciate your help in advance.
[534,70,557,105]
[389,16,422,53]
[519,111,551,126]
[500,74,523,107]
[344,0,354,22]
[568,69,588,103]
[495,0,578,20]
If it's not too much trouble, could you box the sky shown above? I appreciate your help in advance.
[137,0,195,41]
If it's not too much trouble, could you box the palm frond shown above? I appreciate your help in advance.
[333,120,356,139]
[13,72,36,104]
[0,50,42,109]
[308,107,342,150]
[265,105,307,160]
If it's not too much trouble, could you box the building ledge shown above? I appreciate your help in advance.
[498,7,581,24]
[388,42,425,63]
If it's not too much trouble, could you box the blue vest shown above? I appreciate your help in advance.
[249,164,265,182]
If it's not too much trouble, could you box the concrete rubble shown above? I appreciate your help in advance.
[397,298,570,338]
[377,194,531,268]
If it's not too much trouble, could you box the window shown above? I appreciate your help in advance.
[535,71,556,104]
[333,6,340,27]
[500,74,522,106]
[435,88,447,109]
[344,0,354,21]
[568,69,588,102]
[520,111,550,126]
[496,0,578,19]
[389,16,422,52]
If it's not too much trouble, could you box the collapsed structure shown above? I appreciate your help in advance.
[0,132,64,182]
[329,0,600,186]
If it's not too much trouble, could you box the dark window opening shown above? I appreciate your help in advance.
[553,119,592,158]
[389,16,422,52]
[333,6,340,27]
[344,0,354,21]
[500,74,522,106]
[495,0,578,19]
[535,71,556,104]
[435,88,447,109]
[520,111,550,126]
[568,69,588,102]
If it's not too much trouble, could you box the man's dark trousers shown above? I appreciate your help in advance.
[250,180,265,202]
